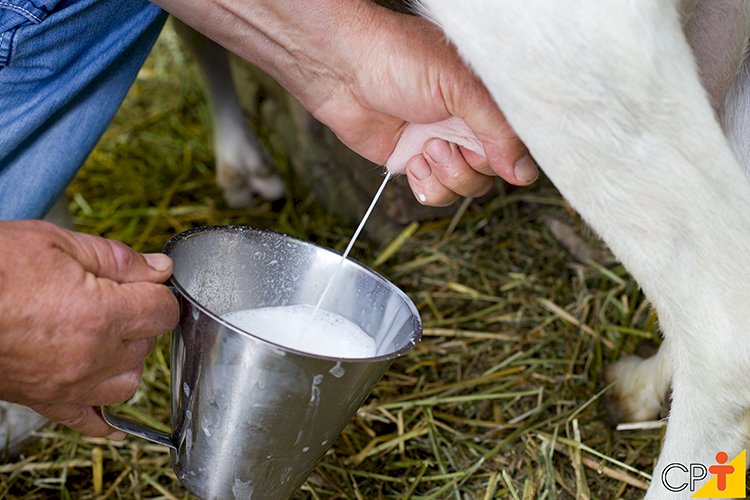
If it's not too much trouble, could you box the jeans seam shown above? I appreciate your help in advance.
[0,1,42,23]
[0,27,12,66]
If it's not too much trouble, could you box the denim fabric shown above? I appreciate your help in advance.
[0,0,167,219]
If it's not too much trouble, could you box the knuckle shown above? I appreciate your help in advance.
[58,406,91,429]
[135,338,155,360]
[65,291,110,332]
[55,364,86,392]
[34,403,97,433]
[84,311,110,336]
[466,155,490,171]
[55,351,98,394]
[108,239,136,276]
[28,382,61,403]
[118,372,142,401]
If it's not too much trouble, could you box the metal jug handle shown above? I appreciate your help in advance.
[101,409,176,450]
[100,283,179,451]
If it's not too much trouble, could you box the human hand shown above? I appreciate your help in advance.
[307,7,538,206]
[152,0,537,207]
[0,221,178,438]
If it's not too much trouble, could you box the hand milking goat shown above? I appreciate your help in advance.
[176,1,750,496]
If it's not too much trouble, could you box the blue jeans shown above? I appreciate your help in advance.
[0,0,166,219]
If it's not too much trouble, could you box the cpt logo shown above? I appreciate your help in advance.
[661,450,746,498]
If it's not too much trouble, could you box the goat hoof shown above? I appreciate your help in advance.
[603,353,666,425]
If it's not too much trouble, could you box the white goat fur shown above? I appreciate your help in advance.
[416,0,750,497]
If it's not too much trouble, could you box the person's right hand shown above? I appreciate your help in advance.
[0,220,179,438]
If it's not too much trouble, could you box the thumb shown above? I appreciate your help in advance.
[61,229,172,284]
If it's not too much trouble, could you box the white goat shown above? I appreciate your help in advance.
[415,0,750,497]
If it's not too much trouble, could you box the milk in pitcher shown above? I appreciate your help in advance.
[221,305,376,358]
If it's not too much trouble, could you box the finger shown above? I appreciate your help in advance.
[82,370,144,406]
[406,155,460,207]
[68,337,156,395]
[458,146,492,173]
[62,364,145,407]
[424,139,494,198]
[444,70,539,185]
[466,111,538,185]
[62,229,173,284]
[108,281,179,340]
[30,403,125,439]
[113,338,156,377]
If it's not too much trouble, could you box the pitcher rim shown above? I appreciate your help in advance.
[163,225,422,362]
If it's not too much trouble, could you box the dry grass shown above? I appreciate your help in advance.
[0,24,665,499]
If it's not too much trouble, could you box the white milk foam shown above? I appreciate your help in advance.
[222,304,376,358]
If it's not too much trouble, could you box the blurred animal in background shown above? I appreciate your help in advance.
[173,20,285,209]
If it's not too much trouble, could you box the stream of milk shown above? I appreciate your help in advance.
[222,172,392,358]
[314,171,392,310]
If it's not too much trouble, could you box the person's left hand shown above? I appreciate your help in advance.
[0,221,179,437]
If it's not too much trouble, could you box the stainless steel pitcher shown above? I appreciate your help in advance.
[103,226,422,499]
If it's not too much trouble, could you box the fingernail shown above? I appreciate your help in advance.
[409,157,432,181]
[144,253,172,273]
[425,139,452,164]
[514,155,538,183]
[106,430,127,441]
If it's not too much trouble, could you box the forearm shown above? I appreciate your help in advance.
[151,0,384,111]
